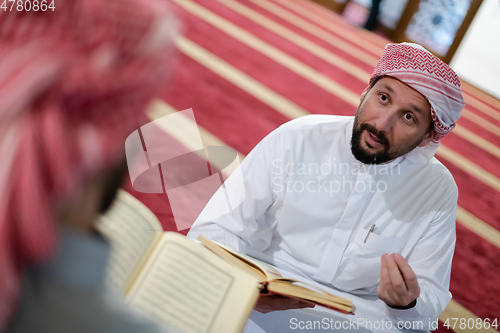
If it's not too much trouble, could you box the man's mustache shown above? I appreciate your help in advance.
[359,123,388,146]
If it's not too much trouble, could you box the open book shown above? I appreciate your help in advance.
[96,190,260,333]
[96,190,355,332]
[198,236,355,315]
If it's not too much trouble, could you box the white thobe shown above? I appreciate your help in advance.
[187,115,457,330]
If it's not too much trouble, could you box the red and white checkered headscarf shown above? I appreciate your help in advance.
[0,0,178,327]
[370,43,465,140]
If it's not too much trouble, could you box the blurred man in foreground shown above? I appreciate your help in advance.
[0,0,178,331]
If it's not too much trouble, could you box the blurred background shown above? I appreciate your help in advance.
[316,0,500,99]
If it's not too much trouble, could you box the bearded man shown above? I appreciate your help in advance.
[188,43,465,329]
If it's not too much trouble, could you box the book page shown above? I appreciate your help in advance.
[220,245,283,281]
[96,190,163,292]
[198,235,283,281]
[127,233,259,333]
[198,236,355,315]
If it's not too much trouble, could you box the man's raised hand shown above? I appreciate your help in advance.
[377,253,420,309]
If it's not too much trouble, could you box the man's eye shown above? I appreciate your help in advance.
[380,94,388,102]
[405,113,414,122]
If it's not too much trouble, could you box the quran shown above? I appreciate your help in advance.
[96,190,259,333]
[96,190,354,333]
[198,235,355,315]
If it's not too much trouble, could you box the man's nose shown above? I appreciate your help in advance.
[373,110,395,134]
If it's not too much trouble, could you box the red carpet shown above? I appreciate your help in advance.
[124,0,500,331]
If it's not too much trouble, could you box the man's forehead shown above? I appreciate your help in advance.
[374,76,431,110]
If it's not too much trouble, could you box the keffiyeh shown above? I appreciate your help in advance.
[370,42,465,140]
[0,0,178,326]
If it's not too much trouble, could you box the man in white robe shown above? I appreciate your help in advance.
[187,43,465,331]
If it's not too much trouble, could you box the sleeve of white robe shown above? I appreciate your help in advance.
[186,127,282,253]
[385,187,458,329]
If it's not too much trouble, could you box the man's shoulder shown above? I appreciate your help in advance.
[277,114,353,134]
[425,157,459,196]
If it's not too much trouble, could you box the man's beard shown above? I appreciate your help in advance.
[351,121,423,165]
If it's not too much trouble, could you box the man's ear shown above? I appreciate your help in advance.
[360,87,369,101]
[418,129,436,147]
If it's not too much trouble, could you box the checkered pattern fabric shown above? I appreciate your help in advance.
[370,43,465,140]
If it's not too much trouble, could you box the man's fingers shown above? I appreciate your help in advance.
[379,253,420,308]
[393,254,419,292]
[254,294,315,314]
[379,254,392,286]
[378,254,397,302]
[379,255,397,297]
[384,254,408,295]
[294,301,316,309]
